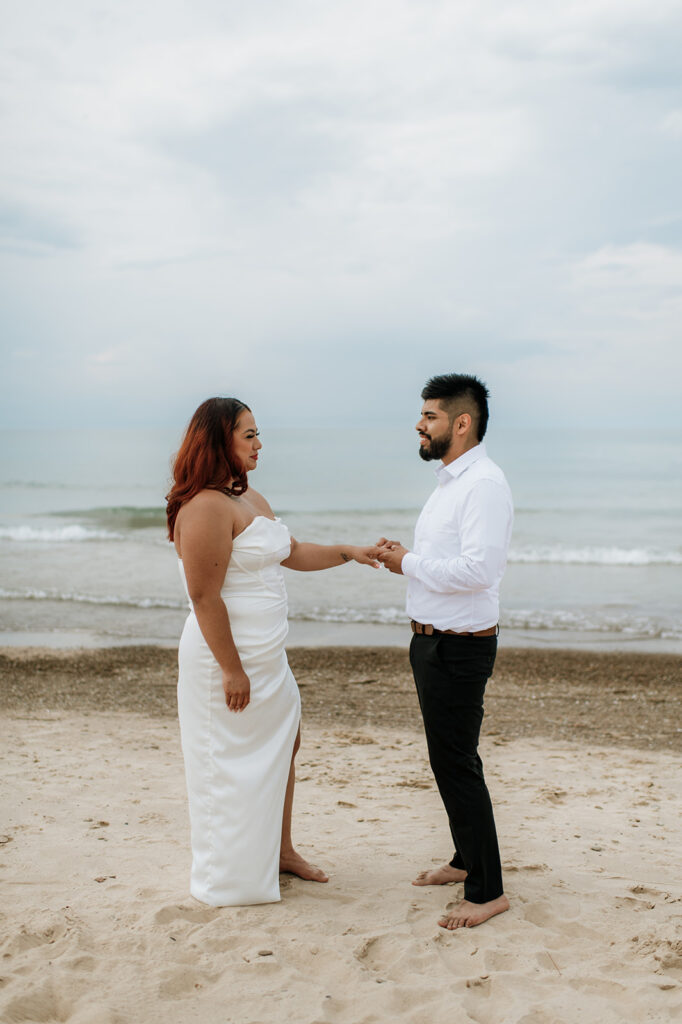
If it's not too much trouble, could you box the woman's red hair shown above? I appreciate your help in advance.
[166,397,250,541]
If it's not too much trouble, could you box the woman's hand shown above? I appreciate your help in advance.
[349,545,382,568]
[222,667,251,712]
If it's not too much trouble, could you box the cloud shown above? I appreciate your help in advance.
[564,243,682,367]
[573,242,682,294]
[1,0,681,429]
[659,110,682,137]
[0,202,80,255]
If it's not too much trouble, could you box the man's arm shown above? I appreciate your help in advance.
[380,480,512,593]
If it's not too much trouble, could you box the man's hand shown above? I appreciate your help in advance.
[375,537,409,575]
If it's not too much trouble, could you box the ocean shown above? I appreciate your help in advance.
[1,424,680,652]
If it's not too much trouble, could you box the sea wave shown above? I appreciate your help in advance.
[291,605,682,639]
[508,546,682,566]
[0,587,185,610]
[0,525,123,542]
[295,606,411,626]
[3,517,679,566]
[0,480,73,489]
[501,608,681,638]
[1,590,679,640]
[57,507,167,529]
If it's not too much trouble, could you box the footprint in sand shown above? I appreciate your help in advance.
[484,949,526,972]
[465,975,491,992]
[2,988,53,1024]
[354,932,408,971]
[514,1013,555,1024]
[354,932,434,984]
[633,926,682,970]
[629,883,667,898]
[536,787,568,805]
[63,954,98,973]
[518,903,607,946]
[2,916,69,955]
[614,895,657,912]
[136,886,165,900]
[504,863,548,874]
[158,967,221,1000]
[139,812,171,825]
[569,976,630,1000]
[154,904,220,927]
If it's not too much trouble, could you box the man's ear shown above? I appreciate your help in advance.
[454,412,472,434]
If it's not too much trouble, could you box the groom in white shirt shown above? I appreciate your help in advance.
[377,373,513,929]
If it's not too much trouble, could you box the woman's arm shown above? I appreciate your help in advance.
[282,539,381,572]
[177,491,250,712]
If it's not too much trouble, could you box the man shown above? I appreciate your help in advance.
[376,373,513,929]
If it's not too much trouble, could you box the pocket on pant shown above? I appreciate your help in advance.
[480,640,497,677]
[436,636,497,680]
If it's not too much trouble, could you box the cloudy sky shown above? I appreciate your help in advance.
[2,0,681,430]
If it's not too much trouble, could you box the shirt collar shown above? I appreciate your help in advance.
[434,442,487,483]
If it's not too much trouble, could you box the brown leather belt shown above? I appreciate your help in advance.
[410,620,498,637]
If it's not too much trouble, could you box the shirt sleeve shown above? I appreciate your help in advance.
[401,479,512,594]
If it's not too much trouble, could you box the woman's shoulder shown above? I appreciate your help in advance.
[178,488,236,520]
[244,488,276,518]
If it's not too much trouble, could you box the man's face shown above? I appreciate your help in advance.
[416,400,454,462]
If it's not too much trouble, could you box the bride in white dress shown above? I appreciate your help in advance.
[167,397,380,907]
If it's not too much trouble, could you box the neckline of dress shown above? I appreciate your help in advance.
[178,515,280,562]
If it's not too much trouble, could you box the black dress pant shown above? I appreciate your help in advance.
[409,632,503,904]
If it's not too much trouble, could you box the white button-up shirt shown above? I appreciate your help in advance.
[401,443,513,632]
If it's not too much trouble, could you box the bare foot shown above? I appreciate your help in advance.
[279,849,329,883]
[438,894,510,929]
[412,863,468,887]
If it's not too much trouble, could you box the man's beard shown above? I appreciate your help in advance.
[418,432,452,461]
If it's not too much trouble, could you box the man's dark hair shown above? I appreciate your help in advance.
[421,373,490,441]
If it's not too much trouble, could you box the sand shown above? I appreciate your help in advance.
[1,646,681,1024]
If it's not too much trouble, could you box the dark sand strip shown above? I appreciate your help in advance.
[1,646,679,752]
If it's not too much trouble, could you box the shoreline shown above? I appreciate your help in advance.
[2,643,680,753]
[1,618,681,654]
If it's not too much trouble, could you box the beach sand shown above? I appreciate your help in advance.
[1,646,680,1024]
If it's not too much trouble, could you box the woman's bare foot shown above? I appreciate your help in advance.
[279,848,328,882]
[412,863,468,886]
[438,894,509,929]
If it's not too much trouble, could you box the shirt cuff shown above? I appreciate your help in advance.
[401,552,420,578]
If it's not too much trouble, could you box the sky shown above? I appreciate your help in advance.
[2,0,682,431]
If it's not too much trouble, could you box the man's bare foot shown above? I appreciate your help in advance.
[412,863,468,887]
[438,894,509,929]
[279,849,328,882]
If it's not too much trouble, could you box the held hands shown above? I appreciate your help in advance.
[222,666,251,713]
[374,537,409,575]
[348,545,382,568]
[348,540,409,573]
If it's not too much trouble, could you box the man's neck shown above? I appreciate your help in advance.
[441,438,479,467]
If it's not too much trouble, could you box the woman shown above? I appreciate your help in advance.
[166,397,379,907]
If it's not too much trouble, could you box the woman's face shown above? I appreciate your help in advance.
[232,410,262,473]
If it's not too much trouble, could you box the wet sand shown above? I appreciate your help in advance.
[1,645,679,751]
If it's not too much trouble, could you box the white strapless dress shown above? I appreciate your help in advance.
[177,516,301,906]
